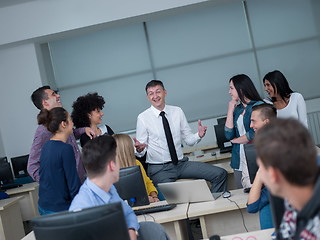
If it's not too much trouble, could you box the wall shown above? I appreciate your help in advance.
[0,44,42,159]
[0,0,238,159]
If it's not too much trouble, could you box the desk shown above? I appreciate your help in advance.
[0,196,25,240]
[21,230,35,240]
[5,182,39,221]
[188,152,231,165]
[188,189,260,238]
[189,152,235,190]
[136,202,189,240]
[221,228,274,240]
[183,144,218,156]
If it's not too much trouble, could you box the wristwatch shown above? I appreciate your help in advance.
[129,227,139,237]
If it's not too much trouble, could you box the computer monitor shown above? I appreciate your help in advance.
[0,156,7,164]
[31,202,130,240]
[11,154,29,178]
[217,117,227,125]
[214,124,232,153]
[269,193,285,239]
[114,165,149,207]
[244,143,258,184]
[0,162,14,186]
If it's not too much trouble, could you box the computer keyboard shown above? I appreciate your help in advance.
[1,184,22,191]
[134,203,177,215]
[219,147,232,154]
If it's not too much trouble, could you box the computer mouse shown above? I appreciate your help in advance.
[222,191,231,198]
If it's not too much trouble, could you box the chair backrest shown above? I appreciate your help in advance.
[31,202,130,240]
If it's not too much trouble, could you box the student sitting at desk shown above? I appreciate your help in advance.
[255,119,320,239]
[38,107,81,215]
[246,103,277,230]
[71,92,114,147]
[113,134,160,203]
[69,135,169,240]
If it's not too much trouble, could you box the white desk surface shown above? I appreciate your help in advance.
[137,202,189,224]
[0,196,24,210]
[182,144,218,154]
[5,182,39,195]
[220,228,274,240]
[188,152,231,163]
[21,231,35,240]
[188,189,249,218]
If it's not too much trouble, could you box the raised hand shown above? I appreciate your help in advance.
[198,120,207,138]
[132,137,147,153]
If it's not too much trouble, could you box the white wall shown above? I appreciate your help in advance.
[0,44,42,159]
[0,0,238,46]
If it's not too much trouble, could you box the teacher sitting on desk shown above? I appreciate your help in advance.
[71,92,114,147]
[225,74,263,189]
[134,80,227,193]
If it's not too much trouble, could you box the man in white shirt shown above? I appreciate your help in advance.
[134,80,227,193]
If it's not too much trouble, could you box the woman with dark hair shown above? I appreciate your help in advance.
[225,74,263,189]
[263,70,308,128]
[38,107,81,215]
[71,93,114,147]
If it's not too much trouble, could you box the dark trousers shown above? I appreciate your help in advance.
[147,159,228,193]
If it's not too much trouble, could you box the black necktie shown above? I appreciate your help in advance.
[160,111,178,165]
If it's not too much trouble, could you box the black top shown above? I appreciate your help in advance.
[80,124,114,147]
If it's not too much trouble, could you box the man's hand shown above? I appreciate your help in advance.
[198,120,207,138]
[133,137,147,153]
[128,229,138,240]
[84,127,96,139]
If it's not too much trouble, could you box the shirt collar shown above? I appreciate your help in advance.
[150,105,167,118]
[86,178,112,203]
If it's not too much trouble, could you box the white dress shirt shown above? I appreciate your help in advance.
[136,105,201,164]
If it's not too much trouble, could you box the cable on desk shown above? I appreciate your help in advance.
[146,214,155,222]
[226,198,249,232]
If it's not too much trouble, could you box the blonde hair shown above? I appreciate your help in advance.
[113,134,137,168]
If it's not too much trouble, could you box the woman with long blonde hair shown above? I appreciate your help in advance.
[113,134,159,203]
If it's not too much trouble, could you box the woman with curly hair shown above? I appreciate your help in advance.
[71,93,114,147]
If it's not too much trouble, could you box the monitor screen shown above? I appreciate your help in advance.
[214,124,232,152]
[114,165,149,207]
[217,117,227,125]
[31,202,130,240]
[244,143,258,184]
[0,162,14,186]
[11,154,29,178]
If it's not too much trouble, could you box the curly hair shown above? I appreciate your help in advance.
[71,92,105,128]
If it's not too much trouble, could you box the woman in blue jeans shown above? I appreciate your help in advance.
[224,74,263,189]
[38,107,81,215]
